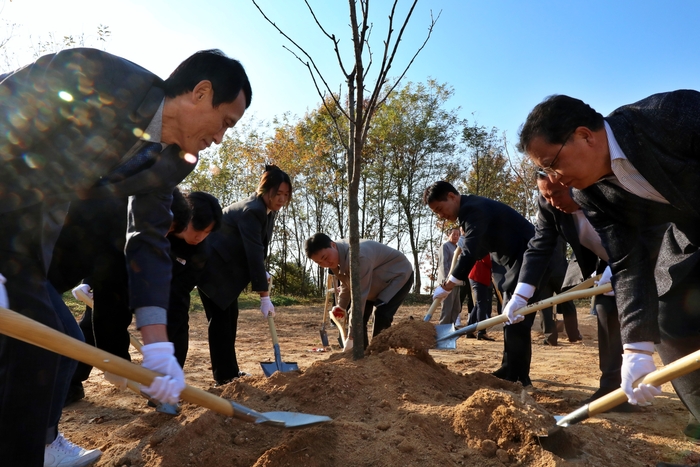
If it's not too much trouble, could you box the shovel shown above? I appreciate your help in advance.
[260,314,300,377]
[319,274,332,347]
[0,305,331,428]
[434,282,612,349]
[550,347,700,429]
[538,347,700,457]
[424,246,463,324]
[73,288,178,415]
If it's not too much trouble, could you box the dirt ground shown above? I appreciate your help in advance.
[58,299,700,467]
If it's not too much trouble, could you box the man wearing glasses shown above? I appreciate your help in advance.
[518,90,700,439]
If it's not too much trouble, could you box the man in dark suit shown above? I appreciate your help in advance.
[424,181,552,386]
[506,172,626,406]
[0,47,251,467]
[518,90,700,436]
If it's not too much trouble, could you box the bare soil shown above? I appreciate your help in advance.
[59,301,700,466]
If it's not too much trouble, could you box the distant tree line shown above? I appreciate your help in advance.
[183,79,540,297]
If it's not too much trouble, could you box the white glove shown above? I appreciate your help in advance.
[103,371,127,390]
[260,296,275,318]
[71,283,93,301]
[140,342,185,405]
[502,294,528,325]
[432,285,451,301]
[331,306,346,321]
[595,266,615,296]
[343,337,354,352]
[0,274,8,309]
[621,343,662,405]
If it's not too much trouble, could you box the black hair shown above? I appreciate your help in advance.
[170,187,192,234]
[187,191,223,232]
[257,164,293,205]
[304,233,333,258]
[518,94,604,153]
[164,49,252,109]
[422,181,460,205]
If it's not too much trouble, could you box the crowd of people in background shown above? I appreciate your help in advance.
[1,46,699,467]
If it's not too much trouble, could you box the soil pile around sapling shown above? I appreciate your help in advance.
[88,320,570,467]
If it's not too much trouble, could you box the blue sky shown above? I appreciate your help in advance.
[3,0,700,148]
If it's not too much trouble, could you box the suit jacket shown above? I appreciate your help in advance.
[0,48,196,317]
[451,195,535,297]
[333,239,413,318]
[198,194,276,309]
[573,89,700,343]
[168,235,211,315]
[519,195,603,288]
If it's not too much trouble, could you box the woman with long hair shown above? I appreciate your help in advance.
[197,165,292,385]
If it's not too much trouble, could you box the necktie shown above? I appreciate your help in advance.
[105,141,163,183]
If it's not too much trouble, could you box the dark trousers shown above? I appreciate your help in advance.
[0,205,64,467]
[496,314,536,386]
[361,272,413,348]
[494,288,550,386]
[199,284,247,384]
[68,255,132,385]
[540,300,578,344]
[72,307,96,383]
[592,294,623,389]
[656,264,700,423]
[467,279,492,327]
[47,285,83,440]
[167,302,191,368]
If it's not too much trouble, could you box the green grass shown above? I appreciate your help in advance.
[64,288,322,318]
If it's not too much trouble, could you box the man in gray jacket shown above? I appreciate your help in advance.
[305,233,414,350]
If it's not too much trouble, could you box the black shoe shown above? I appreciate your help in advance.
[608,402,637,413]
[582,387,616,404]
[568,333,583,343]
[477,333,495,341]
[214,378,234,387]
[542,338,557,346]
[465,333,476,339]
[63,383,85,407]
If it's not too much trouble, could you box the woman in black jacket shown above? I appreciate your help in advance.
[197,165,292,385]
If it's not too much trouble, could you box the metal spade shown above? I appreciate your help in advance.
[434,282,611,349]
[0,305,331,428]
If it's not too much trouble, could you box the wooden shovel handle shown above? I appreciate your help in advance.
[566,273,602,294]
[473,283,612,332]
[0,306,246,418]
[322,274,332,328]
[587,348,700,415]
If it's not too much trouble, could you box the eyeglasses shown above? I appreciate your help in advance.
[538,132,573,178]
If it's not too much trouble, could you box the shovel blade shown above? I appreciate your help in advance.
[260,361,300,377]
[259,411,333,428]
[229,401,332,428]
[434,324,457,350]
[319,328,330,347]
[434,323,479,350]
